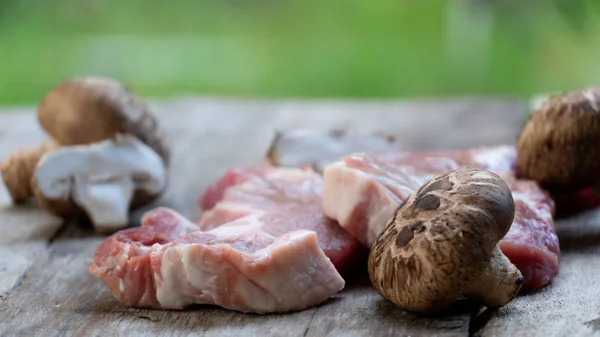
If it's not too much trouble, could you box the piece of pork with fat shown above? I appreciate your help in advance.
[198,165,366,274]
[322,146,559,292]
[90,207,345,313]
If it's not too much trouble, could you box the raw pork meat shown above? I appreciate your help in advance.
[322,146,559,292]
[198,166,365,274]
[90,207,345,313]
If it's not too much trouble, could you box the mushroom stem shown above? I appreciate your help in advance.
[33,135,167,233]
[467,246,523,309]
[72,175,135,233]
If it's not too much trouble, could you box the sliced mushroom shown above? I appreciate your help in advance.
[266,129,397,172]
[368,167,523,314]
[32,135,167,233]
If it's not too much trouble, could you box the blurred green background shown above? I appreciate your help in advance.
[1,0,599,105]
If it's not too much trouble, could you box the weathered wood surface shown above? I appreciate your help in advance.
[0,98,597,336]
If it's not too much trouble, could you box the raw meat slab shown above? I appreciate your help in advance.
[198,166,366,274]
[322,146,559,292]
[90,207,345,313]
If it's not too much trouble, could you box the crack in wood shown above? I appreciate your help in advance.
[302,307,319,337]
[47,221,68,244]
[468,306,495,337]
[136,314,161,322]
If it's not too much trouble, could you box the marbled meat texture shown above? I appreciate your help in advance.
[198,166,365,274]
[322,146,559,292]
[90,207,345,313]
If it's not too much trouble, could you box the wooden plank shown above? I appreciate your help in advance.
[304,277,472,337]
[0,110,63,244]
[0,226,471,337]
[479,209,600,337]
[0,98,527,336]
[0,205,62,245]
[0,111,65,307]
[0,228,318,337]
[0,242,47,302]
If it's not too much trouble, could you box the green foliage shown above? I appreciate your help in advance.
[0,0,599,104]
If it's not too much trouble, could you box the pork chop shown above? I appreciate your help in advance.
[198,166,366,274]
[90,207,345,313]
[322,146,559,292]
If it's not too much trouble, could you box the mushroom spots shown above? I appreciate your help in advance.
[368,167,523,314]
[410,175,453,216]
[413,194,441,212]
[395,221,425,248]
[377,225,398,249]
[395,227,414,248]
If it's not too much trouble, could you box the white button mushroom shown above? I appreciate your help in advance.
[32,135,167,233]
[0,76,171,233]
[368,167,523,314]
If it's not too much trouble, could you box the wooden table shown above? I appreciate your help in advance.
[1,98,599,337]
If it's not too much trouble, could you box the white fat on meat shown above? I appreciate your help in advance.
[91,166,365,313]
[322,146,559,292]
[157,229,338,313]
[196,166,364,273]
[91,207,345,313]
[323,161,401,247]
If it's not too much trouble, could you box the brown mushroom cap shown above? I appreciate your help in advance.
[517,87,600,192]
[37,77,170,165]
[368,167,523,314]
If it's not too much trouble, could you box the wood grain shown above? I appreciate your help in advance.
[0,205,62,245]
[0,97,558,337]
[0,110,64,306]
[0,226,470,337]
[0,109,63,244]
[479,209,600,337]
[0,242,47,302]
